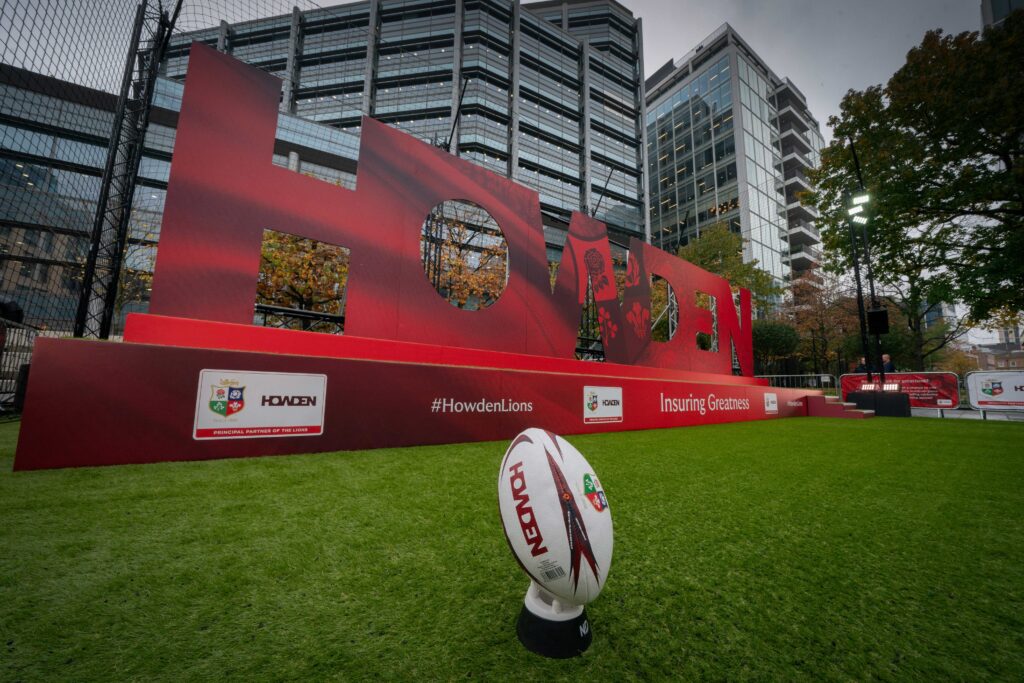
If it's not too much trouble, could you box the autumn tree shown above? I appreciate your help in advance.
[421,200,507,310]
[806,15,1023,368]
[930,344,979,377]
[257,230,350,331]
[254,171,352,332]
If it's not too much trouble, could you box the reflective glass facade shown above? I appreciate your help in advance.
[645,24,824,289]
[647,54,740,251]
[736,54,787,283]
[982,0,1024,27]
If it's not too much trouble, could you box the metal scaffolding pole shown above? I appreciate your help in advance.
[74,0,181,339]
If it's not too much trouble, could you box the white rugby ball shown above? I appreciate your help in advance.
[498,428,613,606]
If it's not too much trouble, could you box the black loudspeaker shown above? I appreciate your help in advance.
[867,307,889,335]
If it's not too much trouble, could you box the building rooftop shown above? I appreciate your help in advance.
[525,0,636,18]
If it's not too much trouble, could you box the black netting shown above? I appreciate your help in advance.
[2,0,140,335]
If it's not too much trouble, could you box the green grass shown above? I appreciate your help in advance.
[2,418,1022,681]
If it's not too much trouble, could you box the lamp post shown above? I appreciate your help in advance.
[846,138,887,384]
[845,192,874,382]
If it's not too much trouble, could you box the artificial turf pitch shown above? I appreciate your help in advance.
[1,417,1022,680]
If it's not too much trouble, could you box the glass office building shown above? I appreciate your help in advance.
[164,0,649,251]
[645,24,824,288]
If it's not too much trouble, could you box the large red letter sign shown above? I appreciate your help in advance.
[150,43,752,373]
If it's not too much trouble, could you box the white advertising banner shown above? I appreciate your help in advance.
[965,371,1024,411]
[763,392,779,414]
[194,369,328,440]
[583,386,623,424]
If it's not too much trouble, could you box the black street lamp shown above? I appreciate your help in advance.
[845,191,874,382]
[846,139,888,384]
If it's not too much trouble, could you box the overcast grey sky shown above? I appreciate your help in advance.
[622,0,981,142]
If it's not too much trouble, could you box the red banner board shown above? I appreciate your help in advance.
[840,372,960,409]
[14,329,810,471]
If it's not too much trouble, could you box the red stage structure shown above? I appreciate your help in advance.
[15,44,837,471]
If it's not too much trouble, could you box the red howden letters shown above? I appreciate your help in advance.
[147,42,752,375]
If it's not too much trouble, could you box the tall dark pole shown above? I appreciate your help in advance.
[860,216,884,382]
[442,76,469,154]
[848,138,885,383]
[846,205,873,383]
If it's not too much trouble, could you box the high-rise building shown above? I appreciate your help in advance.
[997,324,1022,348]
[774,77,825,283]
[164,0,649,253]
[644,24,824,289]
[923,301,959,330]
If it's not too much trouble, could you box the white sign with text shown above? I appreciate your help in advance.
[583,386,623,424]
[194,369,327,439]
[966,370,1024,411]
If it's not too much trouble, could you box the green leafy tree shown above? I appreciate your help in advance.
[806,15,1023,368]
[834,300,963,372]
[752,319,799,374]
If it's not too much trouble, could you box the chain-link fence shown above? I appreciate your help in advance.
[2,0,144,334]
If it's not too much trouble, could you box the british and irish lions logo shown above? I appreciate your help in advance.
[981,380,1003,397]
[209,383,245,417]
[583,473,608,512]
